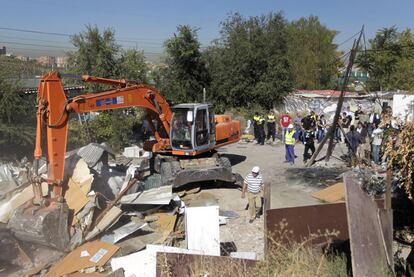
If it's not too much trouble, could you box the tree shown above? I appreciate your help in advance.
[287,16,339,89]
[356,27,414,91]
[118,49,148,83]
[204,12,292,111]
[0,74,36,157]
[162,25,210,104]
[68,24,120,90]
[67,25,145,151]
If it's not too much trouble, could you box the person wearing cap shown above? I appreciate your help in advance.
[241,166,264,223]
[266,111,276,142]
[354,105,364,123]
[284,124,299,165]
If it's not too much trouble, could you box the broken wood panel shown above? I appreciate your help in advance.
[311,182,345,203]
[344,172,393,277]
[85,206,123,241]
[71,159,94,195]
[45,240,119,277]
[378,208,393,267]
[265,202,349,249]
[66,178,89,217]
[156,253,257,277]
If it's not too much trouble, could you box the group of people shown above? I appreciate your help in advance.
[242,106,400,223]
[253,106,395,166]
[336,106,390,165]
[252,112,277,145]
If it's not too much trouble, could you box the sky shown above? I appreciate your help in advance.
[1,0,414,60]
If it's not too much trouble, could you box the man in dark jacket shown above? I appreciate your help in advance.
[356,122,369,161]
[303,127,316,163]
[346,125,361,165]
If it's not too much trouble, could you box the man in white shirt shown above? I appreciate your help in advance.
[242,166,264,223]
[371,123,383,165]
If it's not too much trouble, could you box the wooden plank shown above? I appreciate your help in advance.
[85,206,123,241]
[66,178,89,215]
[45,240,119,277]
[378,209,393,268]
[344,172,392,277]
[311,182,345,203]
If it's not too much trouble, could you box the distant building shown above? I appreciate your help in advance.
[56,56,69,68]
[338,66,370,92]
[16,55,30,62]
[36,56,56,67]
[0,46,6,55]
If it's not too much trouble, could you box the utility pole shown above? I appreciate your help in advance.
[306,26,364,166]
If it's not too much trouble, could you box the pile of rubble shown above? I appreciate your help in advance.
[0,143,249,276]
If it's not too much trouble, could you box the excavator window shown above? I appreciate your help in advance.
[171,108,193,149]
[195,108,209,146]
[208,106,216,143]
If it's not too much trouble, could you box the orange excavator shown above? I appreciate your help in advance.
[8,71,241,250]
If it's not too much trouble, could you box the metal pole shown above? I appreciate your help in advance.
[326,26,364,161]
[307,26,365,165]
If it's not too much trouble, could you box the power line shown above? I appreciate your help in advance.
[0,40,75,49]
[0,26,166,44]
[5,46,163,56]
[0,27,70,37]
[337,30,362,47]
[0,34,71,45]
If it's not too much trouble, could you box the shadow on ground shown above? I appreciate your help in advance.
[285,167,347,188]
[221,153,247,167]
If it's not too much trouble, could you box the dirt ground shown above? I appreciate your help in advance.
[203,139,348,260]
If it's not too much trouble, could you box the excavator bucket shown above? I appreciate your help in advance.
[7,201,70,251]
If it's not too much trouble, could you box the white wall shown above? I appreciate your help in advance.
[393,94,414,122]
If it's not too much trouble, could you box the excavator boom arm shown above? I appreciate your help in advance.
[35,71,172,192]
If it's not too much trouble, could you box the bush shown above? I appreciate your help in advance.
[68,109,143,152]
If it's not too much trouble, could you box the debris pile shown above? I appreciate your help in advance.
[0,143,248,276]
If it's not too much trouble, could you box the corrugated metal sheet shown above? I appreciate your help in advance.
[77,143,115,168]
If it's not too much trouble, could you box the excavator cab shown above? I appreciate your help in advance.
[170,104,216,153]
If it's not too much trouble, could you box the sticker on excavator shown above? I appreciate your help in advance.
[96,96,124,107]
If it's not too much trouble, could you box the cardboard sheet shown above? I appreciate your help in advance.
[311,182,345,203]
[152,212,177,244]
[46,240,119,277]
[72,159,94,195]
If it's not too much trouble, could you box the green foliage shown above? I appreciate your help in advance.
[69,24,120,78]
[162,25,210,104]
[356,27,414,91]
[118,49,148,83]
[0,75,36,158]
[287,16,339,89]
[203,12,293,112]
[68,111,141,152]
[66,26,150,152]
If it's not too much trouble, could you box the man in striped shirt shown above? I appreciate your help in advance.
[241,166,264,223]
